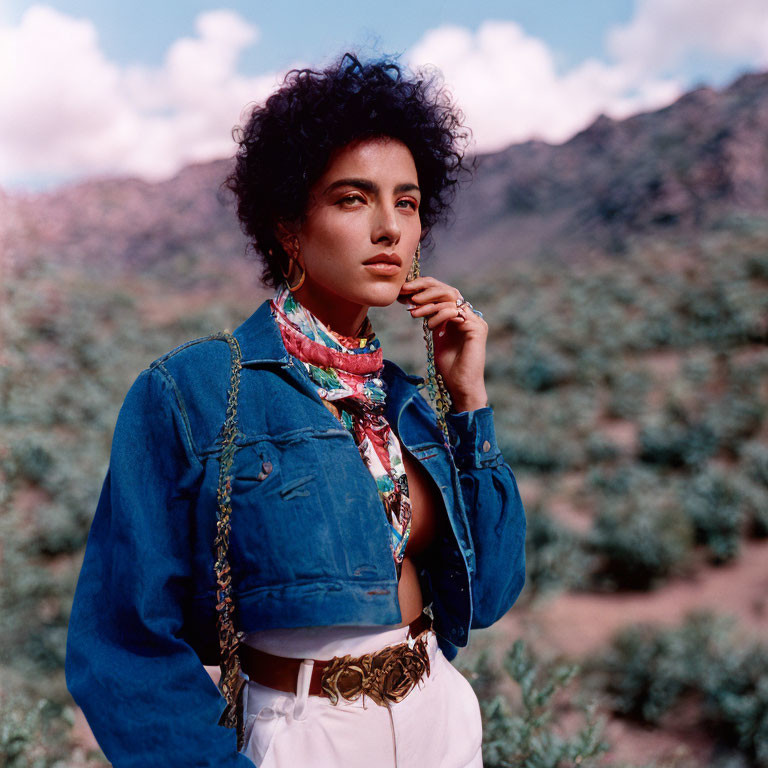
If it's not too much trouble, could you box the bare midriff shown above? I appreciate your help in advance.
[393,441,447,627]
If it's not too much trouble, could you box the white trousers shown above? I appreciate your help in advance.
[238,625,484,768]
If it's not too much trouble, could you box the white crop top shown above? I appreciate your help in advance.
[241,622,412,659]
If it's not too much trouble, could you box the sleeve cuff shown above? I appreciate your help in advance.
[445,405,504,470]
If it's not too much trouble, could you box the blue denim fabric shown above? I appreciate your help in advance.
[65,298,526,767]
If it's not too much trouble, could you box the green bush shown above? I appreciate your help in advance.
[28,503,90,557]
[593,611,732,722]
[0,690,88,768]
[583,466,695,589]
[511,342,576,392]
[8,437,56,485]
[702,393,765,454]
[680,468,745,563]
[500,436,575,473]
[463,640,612,768]
[729,472,768,538]
[747,253,768,280]
[743,441,768,487]
[638,413,718,468]
[605,369,651,419]
[587,493,694,589]
[523,507,595,599]
[592,611,768,766]
[585,432,620,462]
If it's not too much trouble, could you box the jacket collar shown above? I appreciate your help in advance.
[233,298,426,391]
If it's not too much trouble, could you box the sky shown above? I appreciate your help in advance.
[1,0,767,190]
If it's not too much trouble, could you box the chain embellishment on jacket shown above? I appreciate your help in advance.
[211,331,246,750]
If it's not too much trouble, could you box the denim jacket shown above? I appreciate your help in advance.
[65,298,526,768]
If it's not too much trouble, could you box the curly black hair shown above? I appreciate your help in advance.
[225,51,472,287]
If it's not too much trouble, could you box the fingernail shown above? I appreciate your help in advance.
[406,303,417,310]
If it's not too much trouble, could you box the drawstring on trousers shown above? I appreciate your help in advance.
[294,659,314,720]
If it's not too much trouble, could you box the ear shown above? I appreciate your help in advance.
[274,220,300,256]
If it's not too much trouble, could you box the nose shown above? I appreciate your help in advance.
[370,204,400,246]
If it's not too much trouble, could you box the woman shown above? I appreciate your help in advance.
[65,53,526,768]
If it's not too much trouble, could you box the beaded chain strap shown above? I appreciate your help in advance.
[409,244,453,448]
[211,331,247,750]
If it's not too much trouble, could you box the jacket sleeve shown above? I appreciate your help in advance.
[445,406,527,629]
[65,364,254,768]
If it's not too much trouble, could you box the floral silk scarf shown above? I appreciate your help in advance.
[270,283,412,580]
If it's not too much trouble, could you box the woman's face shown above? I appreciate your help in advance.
[281,135,422,337]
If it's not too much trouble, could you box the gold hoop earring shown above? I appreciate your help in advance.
[279,245,306,291]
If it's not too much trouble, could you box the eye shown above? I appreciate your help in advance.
[338,193,365,206]
[396,198,419,211]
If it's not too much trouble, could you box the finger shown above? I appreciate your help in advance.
[406,285,461,305]
[426,305,464,330]
[408,299,456,318]
[400,276,442,292]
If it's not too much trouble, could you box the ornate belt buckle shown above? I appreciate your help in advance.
[320,634,432,707]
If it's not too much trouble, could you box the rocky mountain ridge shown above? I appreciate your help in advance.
[3,70,768,282]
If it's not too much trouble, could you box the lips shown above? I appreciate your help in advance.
[363,253,402,267]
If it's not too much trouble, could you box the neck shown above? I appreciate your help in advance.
[291,284,369,338]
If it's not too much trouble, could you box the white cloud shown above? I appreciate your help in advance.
[404,0,768,154]
[0,6,281,187]
[404,20,683,152]
[2,1,768,188]
[607,0,768,75]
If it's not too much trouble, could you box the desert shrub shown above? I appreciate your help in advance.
[743,441,768,487]
[728,472,768,538]
[511,341,576,392]
[0,696,52,768]
[499,435,577,473]
[8,436,56,486]
[584,465,694,589]
[681,351,716,385]
[741,441,768,536]
[747,253,768,280]
[592,612,768,766]
[680,468,745,563]
[638,409,719,469]
[0,521,79,674]
[702,392,765,454]
[585,432,620,462]
[523,507,594,599]
[587,492,694,589]
[462,640,611,768]
[27,503,90,557]
[593,611,733,722]
[640,300,684,348]
[0,687,101,768]
[585,463,650,496]
[605,369,651,419]
[709,644,768,766]
[676,285,749,346]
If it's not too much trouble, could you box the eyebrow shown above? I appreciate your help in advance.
[322,178,420,196]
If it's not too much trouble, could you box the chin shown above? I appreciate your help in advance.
[360,285,403,308]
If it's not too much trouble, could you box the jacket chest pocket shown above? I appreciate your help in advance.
[227,430,395,590]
